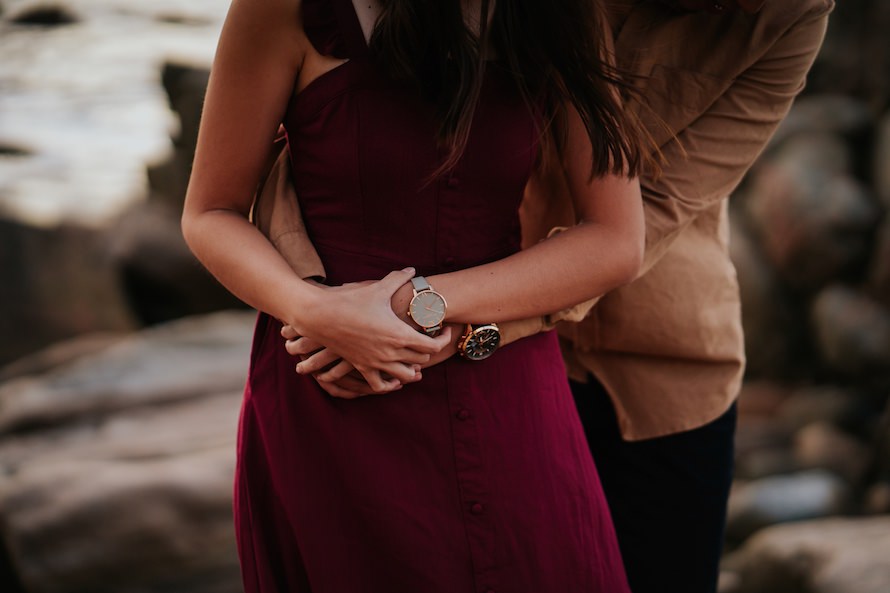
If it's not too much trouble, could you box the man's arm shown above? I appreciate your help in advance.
[638,3,831,275]
[500,2,833,346]
[251,136,327,281]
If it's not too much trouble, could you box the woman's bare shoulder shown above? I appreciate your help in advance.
[221,0,312,70]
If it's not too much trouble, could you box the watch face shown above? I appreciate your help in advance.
[463,326,501,361]
[409,290,447,329]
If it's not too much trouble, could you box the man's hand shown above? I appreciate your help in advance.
[281,324,461,399]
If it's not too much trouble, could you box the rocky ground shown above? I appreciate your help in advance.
[1,1,890,593]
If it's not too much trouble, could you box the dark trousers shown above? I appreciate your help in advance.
[571,377,737,593]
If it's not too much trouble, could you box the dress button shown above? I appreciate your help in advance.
[456,409,471,421]
[443,256,456,268]
[447,176,460,189]
[470,503,484,515]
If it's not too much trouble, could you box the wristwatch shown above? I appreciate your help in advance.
[458,323,501,361]
[407,276,447,336]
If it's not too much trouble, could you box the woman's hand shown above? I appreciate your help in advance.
[282,322,461,399]
[288,268,453,393]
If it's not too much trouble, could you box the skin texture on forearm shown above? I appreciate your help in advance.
[183,0,455,392]
[183,208,326,326]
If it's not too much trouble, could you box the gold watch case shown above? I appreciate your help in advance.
[408,288,447,334]
[458,323,501,361]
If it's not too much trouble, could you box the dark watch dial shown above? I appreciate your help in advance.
[462,326,501,361]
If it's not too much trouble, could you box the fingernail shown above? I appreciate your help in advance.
[403,266,415,274]
[295,363,303,373]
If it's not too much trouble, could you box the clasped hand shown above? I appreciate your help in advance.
[281,267,456,398]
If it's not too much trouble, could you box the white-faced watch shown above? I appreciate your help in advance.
[407,276,447,335]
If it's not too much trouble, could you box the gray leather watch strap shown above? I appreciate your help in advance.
[411,276,432,293]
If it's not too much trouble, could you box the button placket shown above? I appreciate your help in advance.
[444,364,498,593]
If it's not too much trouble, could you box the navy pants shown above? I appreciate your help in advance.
[571,377,737,593]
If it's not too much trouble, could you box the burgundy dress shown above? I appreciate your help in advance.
[234,1,632,591]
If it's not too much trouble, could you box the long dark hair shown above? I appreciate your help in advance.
[369,0,646,180]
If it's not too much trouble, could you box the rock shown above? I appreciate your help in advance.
[864,482,890,515]
[0,218,136,367]
[735,448,801,482]
[105,202,244,325]
[0,311,253,434]
[726,470,851,543]
[147,62,211,210]
[730,218,801,378]
[868,219,890,308]
[0,311,255,593]
[869,398,890,484]
[875,112,890,208]
[793,422,871,485]
[726,516,890,593]
[744,134,881,292]
[776,385,866,433]
[736,381,795,419]
[0,332,125,384]
[806,0,890,107]
[770,95,873,149]
[0,0,224,228]
[7,3,78,26]
[810,285,890,375]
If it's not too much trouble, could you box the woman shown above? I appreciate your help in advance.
[181,0,645,590]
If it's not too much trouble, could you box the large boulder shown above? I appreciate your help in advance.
[0,311,256,593]
[0,219,136,367]
[810,285,890,375]
[726,470,851,543]
[104,202,244,325]
[730,216,801,379]
[725,516,890,593]
[867,218,890,308]
[744,134,881,293]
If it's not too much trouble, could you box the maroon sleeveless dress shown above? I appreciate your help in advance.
[234,1,632,591]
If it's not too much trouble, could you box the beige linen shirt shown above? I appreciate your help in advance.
[518,0,833,439]
[254,0,834,441]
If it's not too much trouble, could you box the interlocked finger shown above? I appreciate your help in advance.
[379,361,421,384]
[358,368,403,394]
[316,380,366,399]
[315,359,355,383]
[295,347,341,374]
[286,336,323,357]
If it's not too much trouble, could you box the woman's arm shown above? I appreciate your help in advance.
[396,104,645,326]
[181,0,449,392]
[291,103,644,393]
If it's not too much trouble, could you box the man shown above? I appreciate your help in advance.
[265,0,834,590]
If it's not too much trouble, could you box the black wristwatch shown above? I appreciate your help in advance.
[458,323,501,361]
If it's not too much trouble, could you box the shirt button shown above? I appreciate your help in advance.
[456,409,471,421]
[471,503,484,515]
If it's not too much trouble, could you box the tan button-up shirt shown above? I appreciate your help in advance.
[253,0,834,441]
[517,0,833,439]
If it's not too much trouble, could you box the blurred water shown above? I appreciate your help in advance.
[0,0,228,228]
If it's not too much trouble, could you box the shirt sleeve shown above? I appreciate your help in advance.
[638,4,831,275]
[500,3,833,347]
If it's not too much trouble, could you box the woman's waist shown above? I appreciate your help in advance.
[314,237,519,285]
